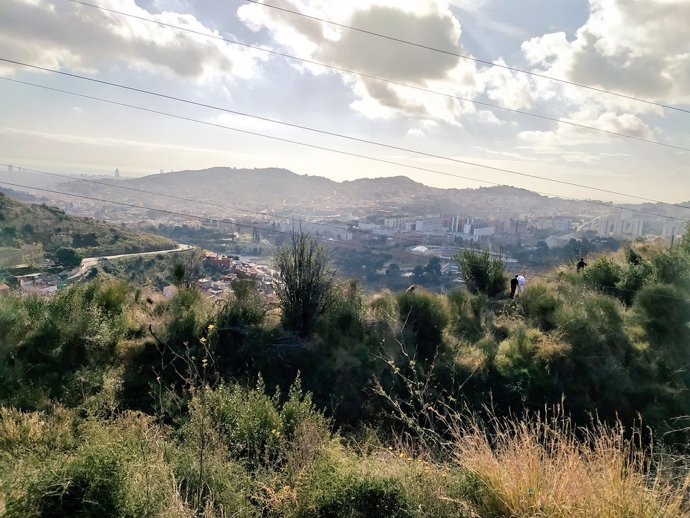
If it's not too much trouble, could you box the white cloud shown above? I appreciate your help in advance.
[237,0,485,122]
[521,0,690,106]
[0,0,266,82]
[478,58,535,110]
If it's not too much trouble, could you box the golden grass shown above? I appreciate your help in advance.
[450,413,689,518]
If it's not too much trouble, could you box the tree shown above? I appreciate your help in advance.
[424,256,442,281]
[454,249,507,297]
[564,238,590,266]
[53,247,82,269]
[274,232,333,337]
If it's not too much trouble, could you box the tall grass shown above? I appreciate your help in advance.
[449,411,689,518]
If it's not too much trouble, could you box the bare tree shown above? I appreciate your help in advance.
[274,232,333,337]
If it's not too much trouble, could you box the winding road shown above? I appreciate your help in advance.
[68,244,194,280]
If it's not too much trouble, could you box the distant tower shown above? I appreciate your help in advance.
[7,165,13,173]
[115,168,120,178]
[160,169,164,174]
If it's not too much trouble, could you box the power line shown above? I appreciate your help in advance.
[0,179,357,249]
[3,163,369,237]
[5,161,688,262]
[245,0,690,115]
[49,1,689,152]
[1,75,687,223]
[5,162,687,259]
[0,179,687,303]
[2,70,689,213]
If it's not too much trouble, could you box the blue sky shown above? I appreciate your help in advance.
[0,0,688,203]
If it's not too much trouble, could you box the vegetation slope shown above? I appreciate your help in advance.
[0,193,176,266]
[0,229,689,517]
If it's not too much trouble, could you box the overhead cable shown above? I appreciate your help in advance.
[1,76,688,222]
[50,1,690,149]
[244,0,690,115]
[2,69,689,212]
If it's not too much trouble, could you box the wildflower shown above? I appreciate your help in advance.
[406,457,413,462]
[207,324,215,331]
[409,360,416,367]
[199,337,207,344]
[399,453,404,458]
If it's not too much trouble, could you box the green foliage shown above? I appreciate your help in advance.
[616,259,654,305]
[275,233,333,337]
[0,283,129,407]
[0,193,176,257]
[651,249,690,288]
[218,279,266,330]
[447,289,489,342]
[324,280,364,339]
[300,463,411,518]
[634,283,690,364]
[188,377,328,469]
[396,290,449,361]
[53,246,83,269]
[2,413,179,518]
[454,248,507,296]
[581,256,623,295]
[495,326,570,402]
[519,283,562,331]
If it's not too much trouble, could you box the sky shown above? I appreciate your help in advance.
[0,0,689,204]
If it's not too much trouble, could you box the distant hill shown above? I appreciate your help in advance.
[51,166,690,223]
[55,166,618,218]
[0,193,177,261]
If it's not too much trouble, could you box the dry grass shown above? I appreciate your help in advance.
[450,412,690,518]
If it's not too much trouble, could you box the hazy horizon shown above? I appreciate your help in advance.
[1,0,689,205]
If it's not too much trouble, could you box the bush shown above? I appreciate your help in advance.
[275,233,333,337]
[324,280,364,340]
[581,256,623,295]
[186,377,328,469]
[2,413,180,518]
[219,279,266,330]
[447,290,489,342]
[520,283,561,331]
[454,249,507,297]
[298,456,412,518]
[396,290,449,361]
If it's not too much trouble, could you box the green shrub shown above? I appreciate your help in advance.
[396,290,449,361]
[651,249,690,288]
[3,413,178,518]
[634,283,690,364]
[520,283,561,331]
[453,249,507,297]
[299,458,412,518]
[324,280,364,340]
[219,279,266,330]
[447,290,490,343]
[187,378,328,469]
[581,257,623,295]
[616,260,654,305]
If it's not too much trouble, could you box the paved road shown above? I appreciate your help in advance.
[68,244,194,280]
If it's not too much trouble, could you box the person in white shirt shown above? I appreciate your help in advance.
[516,274,526,296]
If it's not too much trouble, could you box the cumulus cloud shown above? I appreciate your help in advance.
[238,0,484,121]
[521,0,690,106]
[0,0,265,81]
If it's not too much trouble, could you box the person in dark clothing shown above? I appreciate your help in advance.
[510,275,518,298]
[576,257,587,272]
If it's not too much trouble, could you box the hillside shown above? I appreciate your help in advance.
[57,166,629,219]
[1,237,689,516]
[0,192,176,262]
